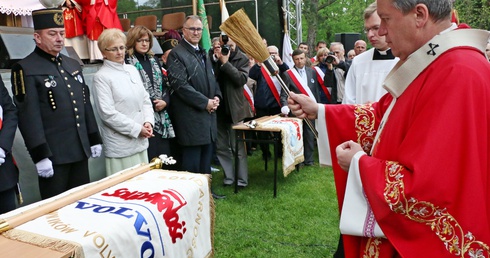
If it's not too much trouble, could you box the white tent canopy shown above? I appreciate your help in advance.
[0,0,44,16]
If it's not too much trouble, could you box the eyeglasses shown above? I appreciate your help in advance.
[136,38,150,43]
[105,46,127,52]
[184,27,203,33]
[364,26,380,34]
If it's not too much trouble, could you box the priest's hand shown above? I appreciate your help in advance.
[336,140,364,172]
[287,92,318,120]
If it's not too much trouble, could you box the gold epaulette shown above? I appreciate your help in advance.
[12,69,26,97]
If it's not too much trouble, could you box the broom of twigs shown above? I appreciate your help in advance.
[220,9,318,138]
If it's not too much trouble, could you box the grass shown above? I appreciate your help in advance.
[210,146,340,257]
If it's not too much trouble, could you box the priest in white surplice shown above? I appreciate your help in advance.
[342,2,398,104]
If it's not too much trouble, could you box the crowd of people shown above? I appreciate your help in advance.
[2,0,490,256]
[2,5,362,207]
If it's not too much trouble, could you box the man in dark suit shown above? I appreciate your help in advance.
[0,77,19,213]
[166,15,224,199]
[280,49,320,166]
[11,8,102,200]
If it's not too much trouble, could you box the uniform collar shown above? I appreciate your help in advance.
[34,47,62,63]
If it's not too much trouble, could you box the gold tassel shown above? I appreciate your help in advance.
[3,229,84,257]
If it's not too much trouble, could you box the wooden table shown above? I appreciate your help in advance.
[233,115,300,197]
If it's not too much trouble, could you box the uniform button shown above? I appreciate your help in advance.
[51,101,55,105]
[77,123,80,127]
[61,70,64,73]
[76,115,79,119]
[53,106,56,109]
[67,85,71,88]
[74,108,78,112]
[73,100,76,104]
[65,77,68,80]
[71,92,74,96]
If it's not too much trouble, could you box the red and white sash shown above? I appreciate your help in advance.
[243,84,255,114]
[313,66,331,103]
[260,66,281,106]
[286,69,317,103]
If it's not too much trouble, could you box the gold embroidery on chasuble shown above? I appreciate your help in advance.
[383,162,490,256]
[363,237,382,258]
[354,104,377,153]
[64,11,74,20]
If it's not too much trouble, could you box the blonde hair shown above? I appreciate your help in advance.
[97,28,126,53]
[313,47,329,66]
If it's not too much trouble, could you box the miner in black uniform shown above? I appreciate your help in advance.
[11,8,102,200]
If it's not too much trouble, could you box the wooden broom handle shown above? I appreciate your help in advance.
[263,57,319,139]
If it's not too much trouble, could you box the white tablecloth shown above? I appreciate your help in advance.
[0,0,44,16]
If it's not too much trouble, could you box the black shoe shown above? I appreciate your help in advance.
[223,183,233,187]
[212,192,226,199]
[299,162,314,167]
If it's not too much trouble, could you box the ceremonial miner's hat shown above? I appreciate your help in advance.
[32,8,64,30]
[161,39,179,53]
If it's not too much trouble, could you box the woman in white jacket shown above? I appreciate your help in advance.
[92,28,154,175]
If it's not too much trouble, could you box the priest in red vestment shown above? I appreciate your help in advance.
[65,0,122,62]
[288,0,490,257]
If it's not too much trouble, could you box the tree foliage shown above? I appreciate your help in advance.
[300,0,490,57]
[118,0,138,13]
[116,0,490,58]
[454,0,490,30]
[302,0,370,56]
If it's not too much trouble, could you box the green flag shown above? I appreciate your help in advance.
[197,0,211,51]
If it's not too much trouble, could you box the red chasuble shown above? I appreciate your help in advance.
[318,29,490,257]
[63,8,84,38]
[79,0,122,41]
